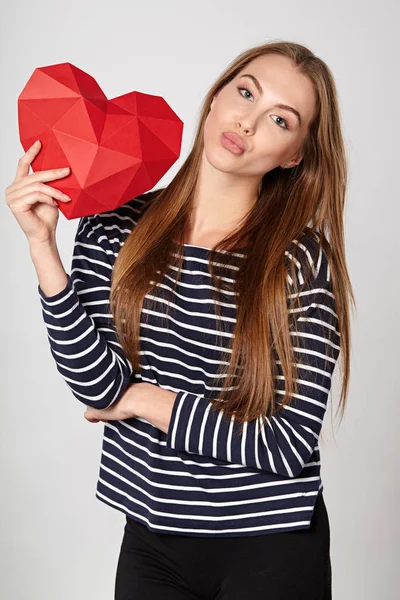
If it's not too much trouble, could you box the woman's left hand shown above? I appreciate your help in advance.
[84,382,150,424]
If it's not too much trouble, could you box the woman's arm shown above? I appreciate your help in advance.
[163,242,341,477]
[30,238,69,297]
[35,213,134,410]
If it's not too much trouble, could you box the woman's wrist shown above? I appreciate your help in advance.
[30,239,69,297]
[130,383,177,433]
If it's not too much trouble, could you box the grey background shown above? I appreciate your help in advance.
[1,0,398,598]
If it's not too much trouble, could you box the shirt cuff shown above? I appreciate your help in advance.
[38,274,74,302]
[166,390,214,453]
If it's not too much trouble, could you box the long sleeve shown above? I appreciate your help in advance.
[37,213,133,409]
[165,239,341,478]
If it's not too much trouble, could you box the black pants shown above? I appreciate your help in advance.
[114,491,332,599]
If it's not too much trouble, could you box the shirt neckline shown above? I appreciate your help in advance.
[181,243,246,254]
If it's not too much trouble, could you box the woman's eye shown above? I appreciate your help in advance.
[237,86,290,131]
[237,86,253,101]
[271,115,290,130]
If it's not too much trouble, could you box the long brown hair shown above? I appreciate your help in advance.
[110,40,355,434]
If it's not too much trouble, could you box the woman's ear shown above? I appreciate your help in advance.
[290,152,304,167]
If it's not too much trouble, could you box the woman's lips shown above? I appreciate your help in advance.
[220,132,245,155]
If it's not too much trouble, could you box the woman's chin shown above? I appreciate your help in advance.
[203,146,245,174]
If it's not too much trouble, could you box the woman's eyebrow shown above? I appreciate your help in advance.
[240,73,302,127]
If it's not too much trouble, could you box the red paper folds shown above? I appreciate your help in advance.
[18,62,184,219]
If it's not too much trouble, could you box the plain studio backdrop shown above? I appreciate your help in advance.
[1,1,398,598]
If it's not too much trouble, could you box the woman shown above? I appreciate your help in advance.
[6,40,353,599]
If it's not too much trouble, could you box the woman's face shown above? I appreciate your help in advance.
[203,54,317,179]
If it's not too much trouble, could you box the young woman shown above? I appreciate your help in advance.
[6,40,353,599]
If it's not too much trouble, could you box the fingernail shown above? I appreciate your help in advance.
[34,140,41,146]
[63,194,72,201]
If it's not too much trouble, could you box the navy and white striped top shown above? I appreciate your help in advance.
[37,191,341,538]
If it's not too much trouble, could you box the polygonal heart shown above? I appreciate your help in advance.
[18,62,184,219]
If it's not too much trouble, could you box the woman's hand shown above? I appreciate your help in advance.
[5,140,72,246]
[84,382,177,435]
[84,382,150,424]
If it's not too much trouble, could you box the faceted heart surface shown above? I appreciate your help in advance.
[18,62,184,218]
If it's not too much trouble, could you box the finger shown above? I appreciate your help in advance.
[10,182,71,203]
[11,191,59,211]
[14,140,43,183]
[84,413,101,423]
[84,407,103,422]
[11,166,71,194]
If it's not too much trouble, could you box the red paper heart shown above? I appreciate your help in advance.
[18,62,184,219]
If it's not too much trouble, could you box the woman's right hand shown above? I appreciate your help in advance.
[5,140,73,246]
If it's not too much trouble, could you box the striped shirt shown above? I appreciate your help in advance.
[37,191,341,538]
